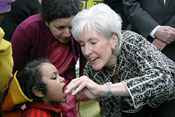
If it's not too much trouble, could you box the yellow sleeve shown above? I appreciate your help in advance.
[0,27,14,93]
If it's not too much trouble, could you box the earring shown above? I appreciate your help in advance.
[112,44,117,54]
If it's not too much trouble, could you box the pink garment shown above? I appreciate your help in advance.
[48,39,74,78]
[48,39,77,117]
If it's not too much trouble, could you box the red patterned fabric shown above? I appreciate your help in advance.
[22,102,61,117]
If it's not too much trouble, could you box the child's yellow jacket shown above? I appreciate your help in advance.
[0,27,13,93]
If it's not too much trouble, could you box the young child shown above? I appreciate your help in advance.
[2,58,66,117]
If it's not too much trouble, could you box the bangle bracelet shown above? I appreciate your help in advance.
[106,82,112,97]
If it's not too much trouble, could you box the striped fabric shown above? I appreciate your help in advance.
[22,102,61,117]
[22,108,55,117]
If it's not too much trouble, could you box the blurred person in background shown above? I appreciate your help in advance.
[0,0,41,41]
[123,0,175,62]
[104,0,128,30]
[81,0,104,9]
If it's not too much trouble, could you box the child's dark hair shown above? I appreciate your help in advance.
[16,58,50,102]
[41,0,82,23]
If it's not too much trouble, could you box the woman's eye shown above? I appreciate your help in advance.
[79,42,85,47]
[56,26,64,30]
[91,42,97,44]
[51,77,57,80]
[80,44,85,47]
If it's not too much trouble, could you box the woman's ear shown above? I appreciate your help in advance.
[111,33,118,49]
[32,87,45,98]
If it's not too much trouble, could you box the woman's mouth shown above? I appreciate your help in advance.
[89,57,99,64]
[59,38,70,43]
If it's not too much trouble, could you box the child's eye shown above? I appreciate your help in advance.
[51,77,57,80]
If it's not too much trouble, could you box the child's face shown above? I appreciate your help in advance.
[40,63,66,104]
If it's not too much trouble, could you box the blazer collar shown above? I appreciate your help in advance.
[158,0,172,9]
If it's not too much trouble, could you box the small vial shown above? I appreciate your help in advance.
[71,88,75,95]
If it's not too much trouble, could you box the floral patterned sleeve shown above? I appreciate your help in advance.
[121,31,175,109]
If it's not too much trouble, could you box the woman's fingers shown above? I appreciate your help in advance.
[71,80,88,95]
[65,78,82,93]
[65,77,88,94]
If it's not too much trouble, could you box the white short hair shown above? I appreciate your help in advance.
[71,3,123,55]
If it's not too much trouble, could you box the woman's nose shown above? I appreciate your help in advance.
[84,45,92,57]
[63,27,71,38]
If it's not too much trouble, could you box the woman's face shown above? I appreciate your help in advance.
[46,16,74,43]
[41,63,66,104]
[78,28,118,70]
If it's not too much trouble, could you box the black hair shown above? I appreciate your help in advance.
[41,0,82,23]
[16,58,50,102]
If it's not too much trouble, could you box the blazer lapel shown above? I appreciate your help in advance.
[164,0,172,8]
[158,0,165,8]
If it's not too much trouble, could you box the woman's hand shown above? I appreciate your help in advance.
[65,76,107,100]
[152,38,167,51]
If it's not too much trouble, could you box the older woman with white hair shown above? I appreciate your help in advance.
[65,3,175,117]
